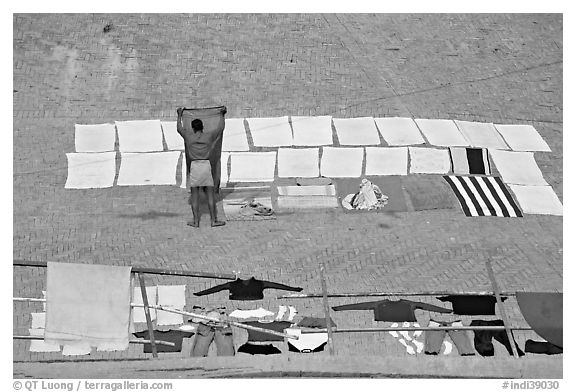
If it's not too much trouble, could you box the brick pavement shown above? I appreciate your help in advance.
[13,14,562,370]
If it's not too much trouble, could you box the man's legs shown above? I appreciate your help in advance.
[206,186,225,227]
[187,187,201,227]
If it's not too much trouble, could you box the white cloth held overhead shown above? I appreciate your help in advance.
[494,124,551,152]
[161,121,184,150]
[74,123,117,152]
[320,147,364,178]
[291,116,334,146]
[115,119,164,152]
[277,148,319,178]
[333,117,381,146]
[374,117,426,146]
[415,119,469,147]
[222,118,250,151]
[65,152,117,189]
[365,147,409,176]
[117,151,181,186]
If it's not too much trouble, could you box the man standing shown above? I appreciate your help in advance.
[177,107,225,228]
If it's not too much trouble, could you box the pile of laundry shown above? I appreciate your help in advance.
[342,179,389,210]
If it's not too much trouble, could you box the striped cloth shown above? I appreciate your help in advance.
[444,176,522,217]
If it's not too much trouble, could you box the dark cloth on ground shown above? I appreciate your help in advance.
[133,329,194,353]
[469,319,524,357]
[516,292,563,347]
[401,175,459,211]
[193,277,302,300]
[335,176,408,213]
[332,299,452,322]
[437,295,507,315]
[524,339,563,355]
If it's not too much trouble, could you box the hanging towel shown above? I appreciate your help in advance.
[291,116,334,146]
[415,119,469,147]
[333,117,381,146]
[508,185,563,216]
[494,124,551,152]
[115,119,164,152]
[132,286,158,323]
[449,147,491,175]
[516,292,562,347]
[31,312,46,329]
[365,147,409,176]
[229,308,275,319]
[408,147,451,174]
[64,152,117,189]
[228,152,277,182]
[277,148,319,178]
[222,118,249,151]
[62,342,92,356]
[247,116,293,147]
[444,176,523,217]
[320,147,364,178]
[454,120,509,150]
[117,151,180,186]
[28,328,61,353]
[161,121,184,151]
[488,150,547,186]
[374,117,426,146]
[74,123,116,152]
[156,285,186,326]
[44,262,132,349]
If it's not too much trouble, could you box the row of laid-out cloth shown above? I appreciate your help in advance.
[72,118,551,152]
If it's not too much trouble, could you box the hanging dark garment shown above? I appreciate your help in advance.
[288,341,327,353]
[332,299,451,322]
[297,316,337,329]
[238,342,282,355]
[524,340,563,355]
[469,319,524,357]
[244,321,293,342]
[516,292,562,348]
[133,329,194,353]
[436,295,507,315]
[193,277,303,300]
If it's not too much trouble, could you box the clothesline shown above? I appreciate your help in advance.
[278,291,521,299]
[299,326,534,334]
[13,336,176,347]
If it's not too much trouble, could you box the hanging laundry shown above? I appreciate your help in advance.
[424,320,475,356]
[449,147,491,175]
[388,322,423,355]
[238,342,282,355]
[191,323,235,357]
[469,319,524,357]
[287,306,298,321]
[524,340,563,355]
[516,292,562,347]
[296,316,337,329]
[156,285,186,326]
[194,277,302,300]
[436,295,507,315]
[332,299,451,322]
[28,328,61,353]
[62,342,92,356]
[285,328,328,353]
[229,307,275,319]
[133,329,194,353]
[341,178,389,210]
[243,321,293,342]
[275,305,288,321]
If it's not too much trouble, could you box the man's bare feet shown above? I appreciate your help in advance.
[211,221,226,227]
[187,221,200,228]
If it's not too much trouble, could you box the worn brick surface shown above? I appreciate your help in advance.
[13,14,562,366]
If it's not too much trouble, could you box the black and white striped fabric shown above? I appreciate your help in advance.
[444,175,523,217]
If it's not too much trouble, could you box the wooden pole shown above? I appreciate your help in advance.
[319,263,334,355]
[137,273,157,358]
[299,326,533,334]
[278,291,519,299]
[13,260,236,280]
[13,336,175,347]
[485,259,520,358]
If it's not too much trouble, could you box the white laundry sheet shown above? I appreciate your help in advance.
[290,116,334,146]
[454,120,509,150]
[222,118,250,151]
[415,119,469,147]
[247,116,293,147]
[277,185,336,196]
[156,285,186,326]
[374,117,426,146]
[161,121,184,150]
[320,147,364,178]
[65,152,117,189]
[31,312,46,329]
[74,123,116,152]
[277,196,339,209]
[117,151,180,186]
[365,147,409,176]
[408,147,451,174]
[228,152,277,182]
[132,286,158,323]
[285,328,328,352]
[489,150,548,186]
[229,308,275,319]
[28,328,61,353]
[333,117,381,146]
[62,342,92,356]
[509,185,563,216]
[115,119,164,152]
[494,124,552,152]
[277,148,319,178]
[220,152,230,187]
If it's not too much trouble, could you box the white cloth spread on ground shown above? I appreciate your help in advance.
[509,185,563,216]
[488,150,548,185]
[365,147,409,176]
[220,152,230,187]
[180,152,187,189]
[74,123,116,152]
[291,116,334,146]
[28,328,61,353]
[277,196,339,209]
[222,118,250,151]
[285,328,328,352]
[31,312,46,329]
[277,185,336,196]
[454,120,509,150]
[320,147,364,178]
[247,116,293,147]
[132,286,158,323]
[65,152,117,189]
[494,124,552,152]
[156,285,186,326]
[415,119,469,147]
[117,151,180,186]
[374,117,426,146]
[342,179,388,210]
[161,121,184,150]
[115,119,164,152]
[333,117,381,145]
[44,262,132,349]
[408,147,451,174]
[277,148,319,178]
[229,308,275,319]
[228,152,277,182]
